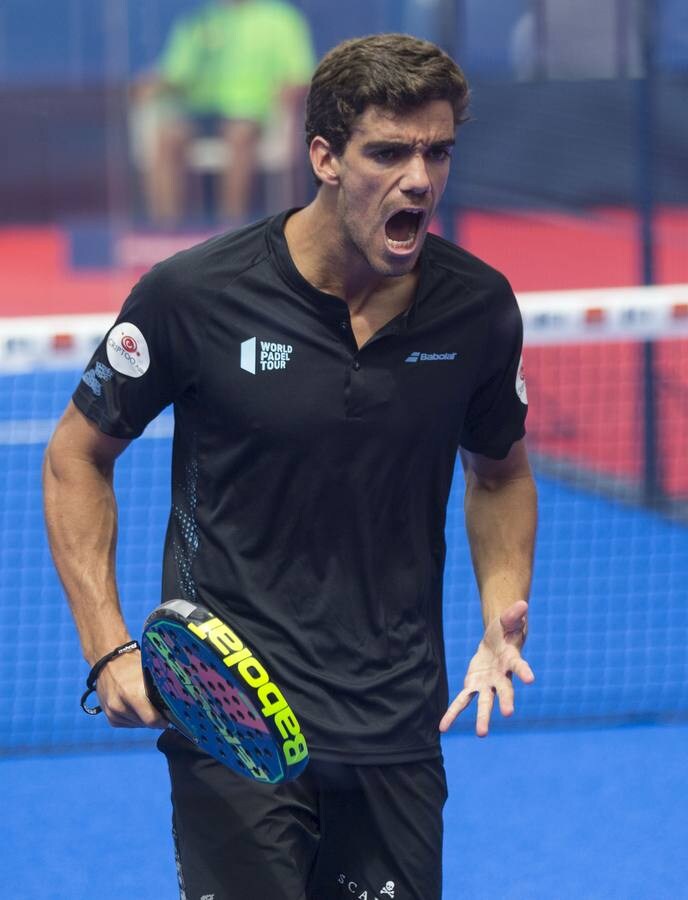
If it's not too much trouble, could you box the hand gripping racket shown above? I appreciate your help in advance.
[141,598,309,783]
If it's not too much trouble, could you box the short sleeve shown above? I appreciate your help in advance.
[460,282,528,459]
[159,15,200,89]
[72,264,197,439]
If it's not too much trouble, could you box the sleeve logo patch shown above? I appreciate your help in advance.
[516,354,528,405]
[106,322,150,377]
[81,362,113,397]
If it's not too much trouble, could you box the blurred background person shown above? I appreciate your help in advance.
[130,0,315,225]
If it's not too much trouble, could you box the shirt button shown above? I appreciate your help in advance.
[339,321,348,330]
[352,360,361,371]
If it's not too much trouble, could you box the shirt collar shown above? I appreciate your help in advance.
[267,208,435,331]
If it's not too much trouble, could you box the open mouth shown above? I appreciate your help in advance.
[384,209,425,253]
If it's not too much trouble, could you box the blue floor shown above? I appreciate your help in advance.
[3,723,687,899]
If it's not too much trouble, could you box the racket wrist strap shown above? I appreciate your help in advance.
[80,640,140,716]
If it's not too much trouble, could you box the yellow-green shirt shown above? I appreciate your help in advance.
[160,0,316,122]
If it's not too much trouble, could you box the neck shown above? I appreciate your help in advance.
[284,196,419,316]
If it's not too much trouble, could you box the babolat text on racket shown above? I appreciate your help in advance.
[141,598,309,783]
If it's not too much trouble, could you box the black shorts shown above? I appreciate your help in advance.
[158,729,448,900]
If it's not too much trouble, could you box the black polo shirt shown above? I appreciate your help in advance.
[73,209,527,763]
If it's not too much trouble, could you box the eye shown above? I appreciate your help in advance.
[373,148,401,163]
[427,146,452,162]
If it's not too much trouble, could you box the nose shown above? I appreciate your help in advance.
[399,153,431,196]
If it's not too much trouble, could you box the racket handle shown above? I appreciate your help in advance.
[142,664,171,722]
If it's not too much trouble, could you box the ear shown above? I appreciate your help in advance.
[309,136,341,186]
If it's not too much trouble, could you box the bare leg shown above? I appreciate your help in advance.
[219,120,262,220]
[143,119,193,226]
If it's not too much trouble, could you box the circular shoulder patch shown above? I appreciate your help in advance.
[106,322,150,378]
[516,354,528,405]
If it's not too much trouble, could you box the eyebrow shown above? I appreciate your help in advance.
[363,138,456,153]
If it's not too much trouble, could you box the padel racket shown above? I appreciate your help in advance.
[141,598,309,784]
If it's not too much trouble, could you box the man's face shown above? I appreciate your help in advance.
[331,100,455,278]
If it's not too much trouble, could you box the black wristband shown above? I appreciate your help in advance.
[80,640,141,715]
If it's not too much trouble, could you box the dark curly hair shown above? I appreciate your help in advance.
[305,33,470,163]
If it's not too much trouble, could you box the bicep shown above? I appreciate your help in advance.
[45,401,131,477]
[460,437,532,490]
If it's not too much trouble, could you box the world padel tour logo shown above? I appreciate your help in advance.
[240,337,293,374]
[106,322,150,378]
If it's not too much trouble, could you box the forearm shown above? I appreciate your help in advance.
[43,444,130,666]
[464,468,537,627]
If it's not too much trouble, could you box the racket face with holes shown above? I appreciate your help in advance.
[141,599,309,783]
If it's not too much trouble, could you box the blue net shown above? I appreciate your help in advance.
[2,338,687,754]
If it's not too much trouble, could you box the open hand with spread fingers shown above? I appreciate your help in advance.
[439,600,535,737]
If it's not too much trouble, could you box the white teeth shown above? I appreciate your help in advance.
[387,228,418,250]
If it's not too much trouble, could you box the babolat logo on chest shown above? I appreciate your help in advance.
[240,336,293,374]
[405,350,458,363]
